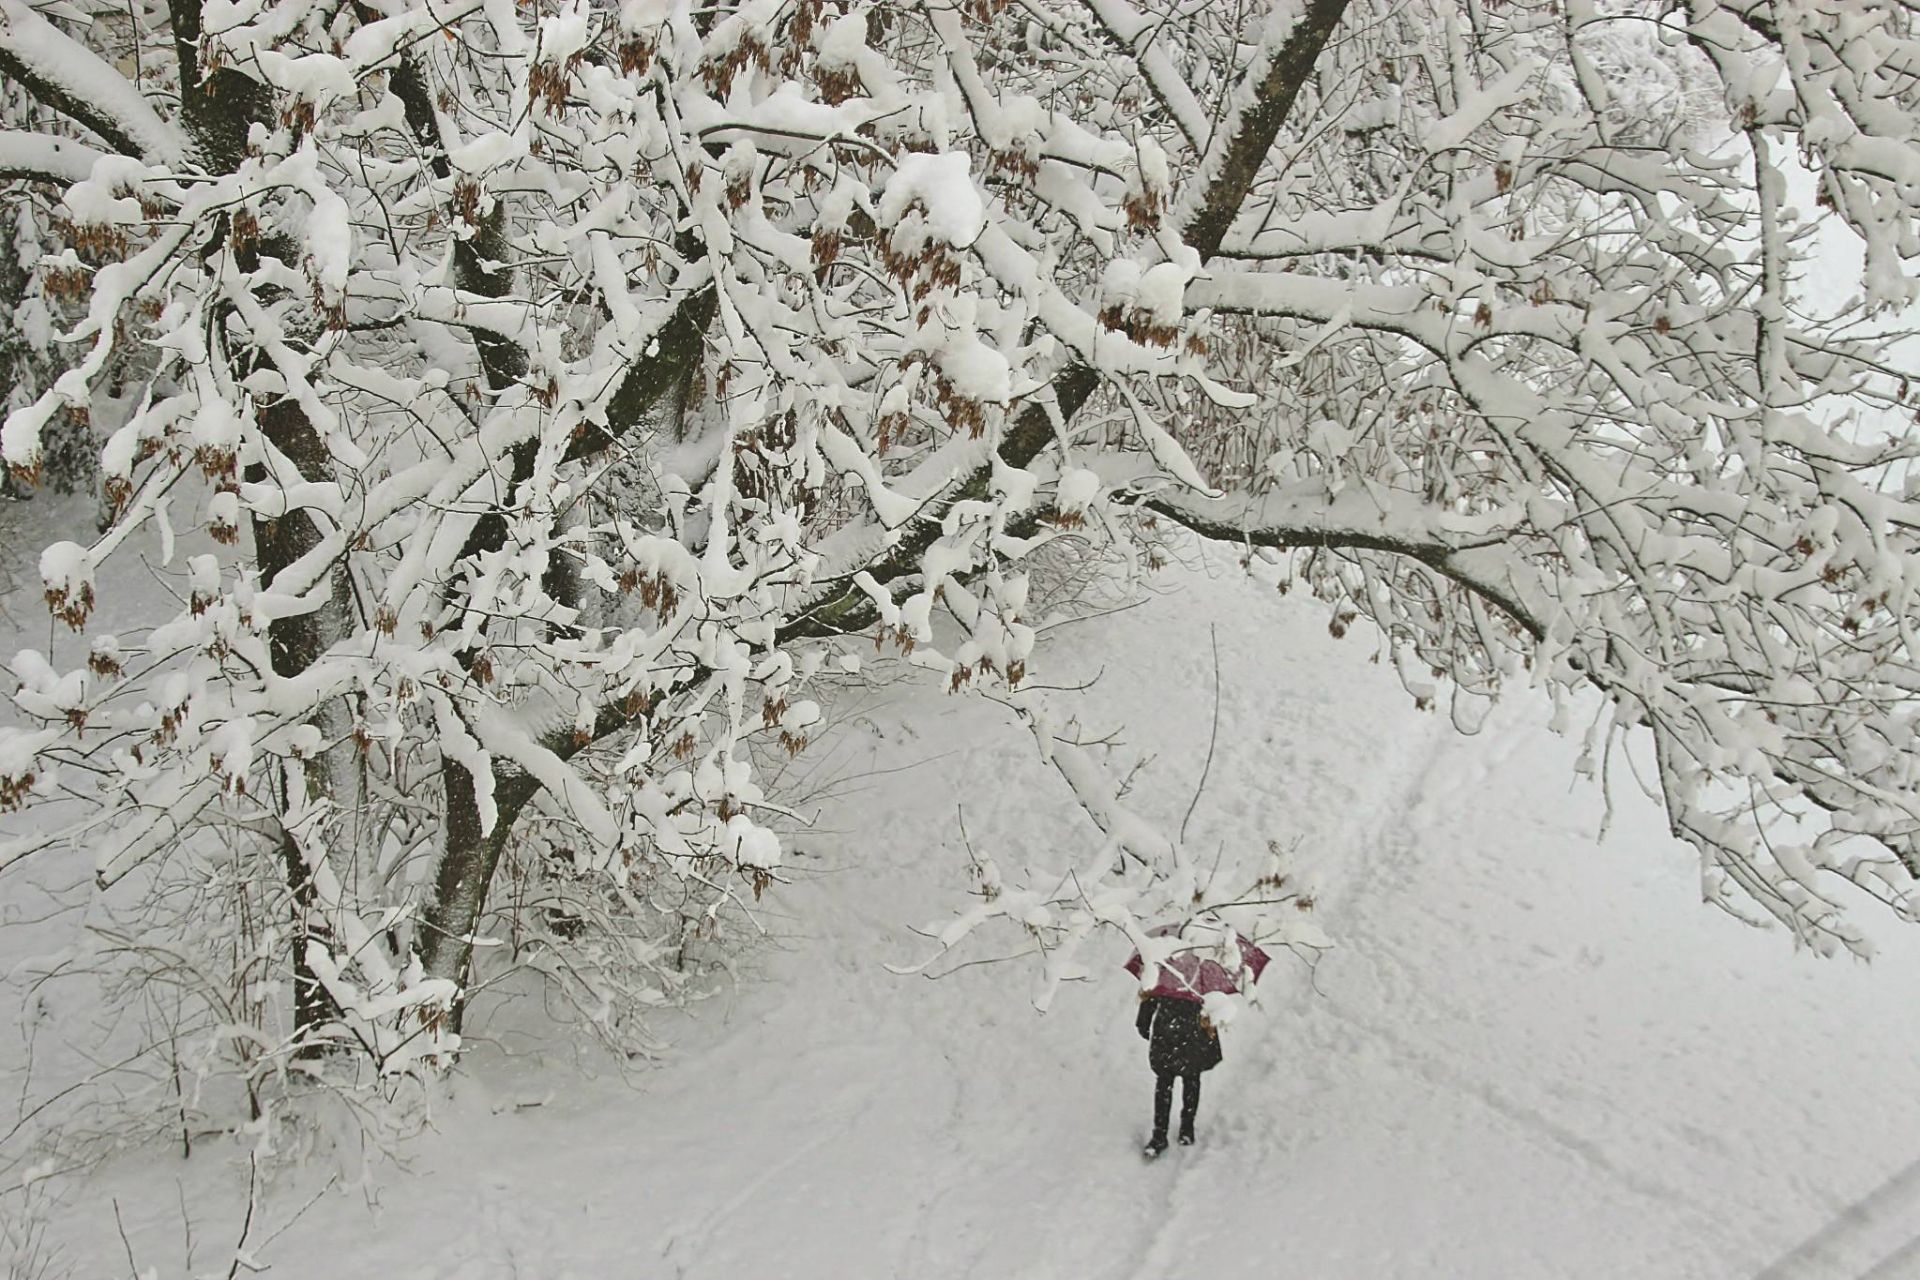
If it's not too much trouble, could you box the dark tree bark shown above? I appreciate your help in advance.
[391,54,721,1016]
[1179,0,1354,263]
[67,0,1354,1036]
[166,0,270,174]
[249,400,360,1053]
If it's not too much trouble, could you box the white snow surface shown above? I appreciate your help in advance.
[18,540,1920,1279]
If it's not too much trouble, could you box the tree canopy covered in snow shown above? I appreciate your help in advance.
[6,0,1920,1081]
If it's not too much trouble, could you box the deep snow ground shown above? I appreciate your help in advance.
[17,539,1920,1279]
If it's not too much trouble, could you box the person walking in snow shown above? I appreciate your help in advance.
[1136,993,1221,1157]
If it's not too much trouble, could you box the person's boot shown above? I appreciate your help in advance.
[1143,1132,1169,1159]
[1177,1073,1200,1146]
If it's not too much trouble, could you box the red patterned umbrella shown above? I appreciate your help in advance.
[1124,922,1271,1004]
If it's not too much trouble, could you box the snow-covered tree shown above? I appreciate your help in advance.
[4,0,1920,1093]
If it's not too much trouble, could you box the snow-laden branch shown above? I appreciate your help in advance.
[1135,478,1549,641]
[0,0,187,164]
[11,0,1920,1086]
[1074,0,1213,152]
[0,129,106,184]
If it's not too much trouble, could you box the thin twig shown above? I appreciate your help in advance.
[955,804,980,869]
[177,1178,196,1275]
[1032,595,1151,632]
[112,1200,138,1280]
[255,1172,339,1253]
[1180,623,1223,845]
[921,947,1040,979]
[225,1150,259,1280]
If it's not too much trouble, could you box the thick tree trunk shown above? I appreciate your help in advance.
[275,828,333,1047]
[1179,0,1354,263]
[416,765,541,1026]
[415,313,710,1021]
[392,50,718,1020]
[248,401,359,1052]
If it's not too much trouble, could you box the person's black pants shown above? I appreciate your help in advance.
[1152,1070,1200,1143]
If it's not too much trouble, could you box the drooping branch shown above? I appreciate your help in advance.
[1137,481,1549,642]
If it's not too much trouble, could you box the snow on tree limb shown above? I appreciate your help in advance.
[0,130,107,184]
[0,0,186,164]
[1137,480,1549,642]
[1073,0,1213,153]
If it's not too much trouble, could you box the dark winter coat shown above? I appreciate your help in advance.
[1136,996,1222,1077]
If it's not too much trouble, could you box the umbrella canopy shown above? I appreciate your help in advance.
[1124,922,1271,1004]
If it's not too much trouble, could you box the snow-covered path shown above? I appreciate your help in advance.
[36,551,1920,1278]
